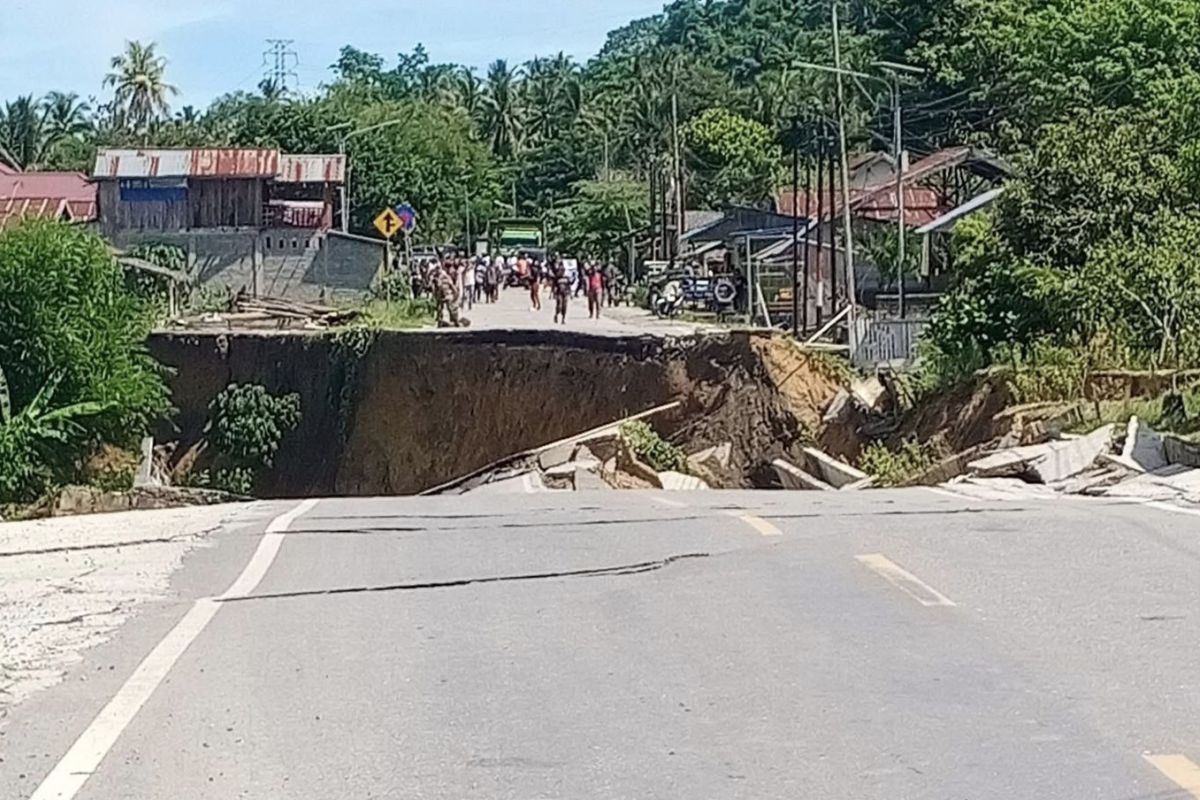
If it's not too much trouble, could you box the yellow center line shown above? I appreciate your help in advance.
[855,553,957,607]
[725,511,783,537]
[1146,754,1200,798]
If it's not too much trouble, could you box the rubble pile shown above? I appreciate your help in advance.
[943,416,1200,503]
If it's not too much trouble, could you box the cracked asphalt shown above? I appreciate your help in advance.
[5,489,1200,799]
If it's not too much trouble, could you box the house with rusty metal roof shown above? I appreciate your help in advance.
[0,170,98,230]
[92,148,345,235]
[89,148,384,305]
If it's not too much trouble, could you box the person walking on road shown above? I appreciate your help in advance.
[586,264,604,319]
[528,256,542,311]
[460,256,476,312]
[432,260,462,327]
[552,261,572,324]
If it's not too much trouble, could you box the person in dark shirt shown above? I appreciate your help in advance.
[552,261,572,324]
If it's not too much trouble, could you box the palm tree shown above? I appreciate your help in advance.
[104,41,178,131]
[482,59,522,161]
[0,96,46,171]
[450,67,485,123]
[41,92,92,141]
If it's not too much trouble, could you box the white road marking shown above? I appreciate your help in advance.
[1145,754,1200,798]
[649,495,687,508]
[725,510,783,537]
[856,553,957,607]
[27,499,319,800]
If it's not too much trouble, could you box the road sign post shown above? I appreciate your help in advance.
[374,208,403,240]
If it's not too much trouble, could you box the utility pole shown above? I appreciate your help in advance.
[671,85,684,260]
[814,121,826,328]
[831,1,859,355]
[331,118,409,234]
[263,39,299,93]
[802,115,812,333]
[790,118,800,338]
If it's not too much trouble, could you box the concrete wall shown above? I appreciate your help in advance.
[112,229,382,303]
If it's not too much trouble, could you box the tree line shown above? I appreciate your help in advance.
[5,0,1200,376]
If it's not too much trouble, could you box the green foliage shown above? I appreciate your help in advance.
[858,440,938,488]
[550,178,647,260]
[0,369,111,504]
[684,108,779,208]
[0,219,170,448]
[360,298,436,330]
[620,420,688,473]
[208,384,301,472]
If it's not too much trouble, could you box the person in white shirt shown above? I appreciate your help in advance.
[460,256,477,311]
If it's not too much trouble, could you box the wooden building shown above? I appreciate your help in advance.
[92,149,344,235]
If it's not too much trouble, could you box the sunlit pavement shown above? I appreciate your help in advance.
[6,488,1200,799]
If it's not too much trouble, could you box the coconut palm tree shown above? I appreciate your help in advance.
[41,92,92,141]
[482,59,522,161]
[104,41,178,131]
[451,67,486,124]
[0,96,46,171]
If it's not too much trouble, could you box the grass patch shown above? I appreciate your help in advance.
[358,298,436,330]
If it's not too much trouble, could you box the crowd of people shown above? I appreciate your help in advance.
[418,252,625,328]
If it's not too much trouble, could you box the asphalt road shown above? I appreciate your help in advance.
[5,488,1200,799]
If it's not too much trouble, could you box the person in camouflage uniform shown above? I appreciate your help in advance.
[432,259,462,327]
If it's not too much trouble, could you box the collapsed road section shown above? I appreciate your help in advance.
[148,328,851,498]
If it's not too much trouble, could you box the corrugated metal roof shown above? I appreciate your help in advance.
[277,154,345,184]
[915,188,1005,235]
[0,171,94,201]
[0,197,68,229]
[94,149,281,179]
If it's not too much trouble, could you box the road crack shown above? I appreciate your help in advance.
[217,552,710,603]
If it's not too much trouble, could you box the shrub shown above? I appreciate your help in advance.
[0,368,111,504]
[0,219,170,447]
[621,420,688,473]
[209,384,301,470]
[858,440,938,488]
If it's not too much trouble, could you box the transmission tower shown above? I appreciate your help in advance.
[262,39,299,94]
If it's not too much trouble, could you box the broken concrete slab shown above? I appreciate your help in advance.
[1095,464,1200,502]
[841,476,878,491]
[616,440,664,489]
[851,375,887,412]
[542,463,577,490]
[1164,435,1200,468]
[968,424,1116,484]
[688,442,732,471]
[574,465,612,491]
[658,471,710,491]
[537,441,578,471]
[801,447,870,489]
[1120,416,1168,473]
[907,445,990,487]
[773,459,835,491]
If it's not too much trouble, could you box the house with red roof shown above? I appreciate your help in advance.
[0,169,98,230]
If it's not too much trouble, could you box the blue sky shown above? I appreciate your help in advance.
[0,0,665,108]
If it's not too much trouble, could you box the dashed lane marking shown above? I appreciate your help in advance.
[27,499,319,800]
[649,495,688,509]
[727,511,783,537]
[1145,754,1200,798]
[855,553,957,608]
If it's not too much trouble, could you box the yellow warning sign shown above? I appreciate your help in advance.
[374,208,403,239]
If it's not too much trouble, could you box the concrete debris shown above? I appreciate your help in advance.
[801,447,871,489]
[1118,416,1168,473]
[50,485,243,518]
[773,459,834,491]
[574,464,612,491]
[841,476,879,491]
[658,471,710,491]
[968,424,1115,484]
[688,442,732,471]
[1164,435,1200,468]
[537,441,577,471]
[616,439,664,489]
[851,375,887,412]
[133,436,164,488]
[822,389,853,424]
[1092,464,1200,502]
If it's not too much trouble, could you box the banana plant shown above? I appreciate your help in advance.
[0,364,113,501]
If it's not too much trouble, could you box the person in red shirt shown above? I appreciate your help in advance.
[586,264,604,319]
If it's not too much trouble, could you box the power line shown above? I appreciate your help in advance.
[263,39,300,93]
